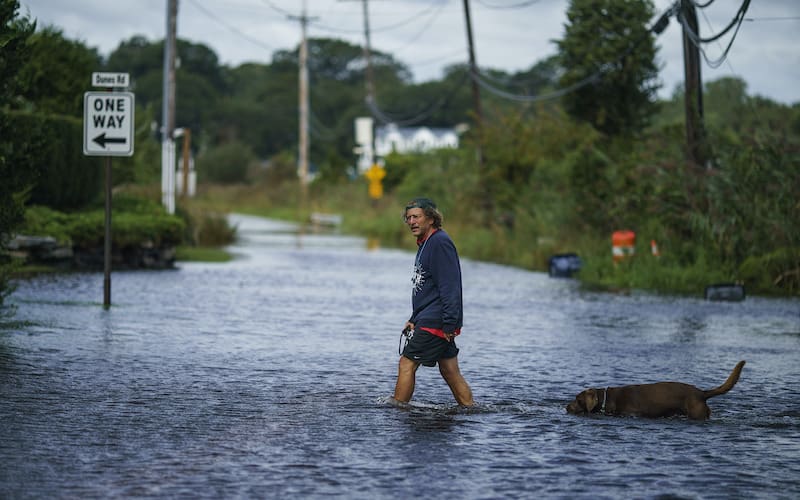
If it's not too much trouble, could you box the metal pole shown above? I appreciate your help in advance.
[103,156,112,309]
[182,129,191,198]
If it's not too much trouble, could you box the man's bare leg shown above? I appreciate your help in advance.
[392,356,420,403]
[438,356,474,406]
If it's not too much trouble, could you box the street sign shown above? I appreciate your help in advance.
[83,91,135,156]
[91,72,129,88]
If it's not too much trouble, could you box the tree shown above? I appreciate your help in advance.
[106,37,228,143]
[556,0,660,136]
[16,26,101,116]
[10,26,105,209]
[0,0,36,306]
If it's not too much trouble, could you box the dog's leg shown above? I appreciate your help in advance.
[687,400,711,420]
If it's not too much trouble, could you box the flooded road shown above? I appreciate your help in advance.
[2,214,799,498]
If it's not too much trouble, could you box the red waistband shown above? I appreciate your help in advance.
[419,327,461,340]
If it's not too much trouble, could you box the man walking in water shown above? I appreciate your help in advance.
[391,198,474,407]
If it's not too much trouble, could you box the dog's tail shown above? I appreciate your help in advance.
[703,360,746,399]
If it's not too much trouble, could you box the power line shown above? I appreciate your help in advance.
[258,0,296,18]
[679,0,751,69]
[744,16,800,22]
[367,70,471,126]
[380,1,449,56]
[308,108,340,142]
[186,0,276,52]
[688,0,751,44]
[310,2,443,35]
[474,0,543,9]
[467,2,678,104]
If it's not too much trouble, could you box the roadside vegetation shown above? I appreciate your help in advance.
[1,0,798,310]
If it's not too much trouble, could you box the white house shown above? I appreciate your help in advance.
[374,124,460,157]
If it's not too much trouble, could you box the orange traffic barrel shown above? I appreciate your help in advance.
[612,230,636,262]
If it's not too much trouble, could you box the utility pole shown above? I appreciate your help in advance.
[360,0,377,172]
[341,0,377,171]
[289,1,316,192]
[360,0,376,105]
[680,0,708,168]
[161,0,178,214]
[461,0,492,219]
[462,0,484,170]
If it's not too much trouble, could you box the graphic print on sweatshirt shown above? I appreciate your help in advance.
[411,262,425,295]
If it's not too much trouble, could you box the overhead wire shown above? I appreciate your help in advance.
[468,1,680,103]
[366,70,471,126]
[695,0,765,126]
[308,2,444,36]
[308,108,340,142]
[185,0,276,52]
[687,0,750,44]
[381,1,449,56]
[744,16,800,22]
[258,0,296,18]
[474,0,543,9]
[698,3,738,75]
[679,0,751,69]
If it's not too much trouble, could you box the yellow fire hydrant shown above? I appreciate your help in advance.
[365,164,386,200]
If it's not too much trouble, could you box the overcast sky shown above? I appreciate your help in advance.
[18,0,800,105]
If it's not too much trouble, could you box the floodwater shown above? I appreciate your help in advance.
[1,214,799,499]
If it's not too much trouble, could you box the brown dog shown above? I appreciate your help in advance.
[566,360,745,420]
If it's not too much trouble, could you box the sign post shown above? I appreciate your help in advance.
[83,73,134,309]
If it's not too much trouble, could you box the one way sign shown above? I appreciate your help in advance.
[83,92,135,156]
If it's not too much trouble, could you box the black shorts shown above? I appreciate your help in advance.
[402,329,460,367]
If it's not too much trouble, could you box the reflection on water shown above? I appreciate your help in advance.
[1,213,799,498]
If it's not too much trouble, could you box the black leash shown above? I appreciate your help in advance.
[399,326,414,355]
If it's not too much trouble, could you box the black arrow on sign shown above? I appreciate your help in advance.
[92,133,127,148]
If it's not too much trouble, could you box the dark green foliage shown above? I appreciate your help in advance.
[16,26,102,116]
[22,196,185,250]
[175,205,236,247]
[106,37,228,129]
[557,0,659,136]
[0,0,35,104]
[196,141,256,184]
[9,111,104,209]
[68,211,183,249]
[0,0,36,306]
[18,205,72,243]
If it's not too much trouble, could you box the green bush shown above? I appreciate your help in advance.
[739,248,800,296]
[197,140,255,184]
[175,205,236,247]
[19,197,185,250]
[20,205,73,244]
[5,111,105,209]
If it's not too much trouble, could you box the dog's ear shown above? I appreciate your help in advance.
[583,389,599,413]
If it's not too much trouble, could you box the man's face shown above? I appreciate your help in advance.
[404,207,433,239]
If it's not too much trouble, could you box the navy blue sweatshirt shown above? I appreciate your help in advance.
[409,229,463,335]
